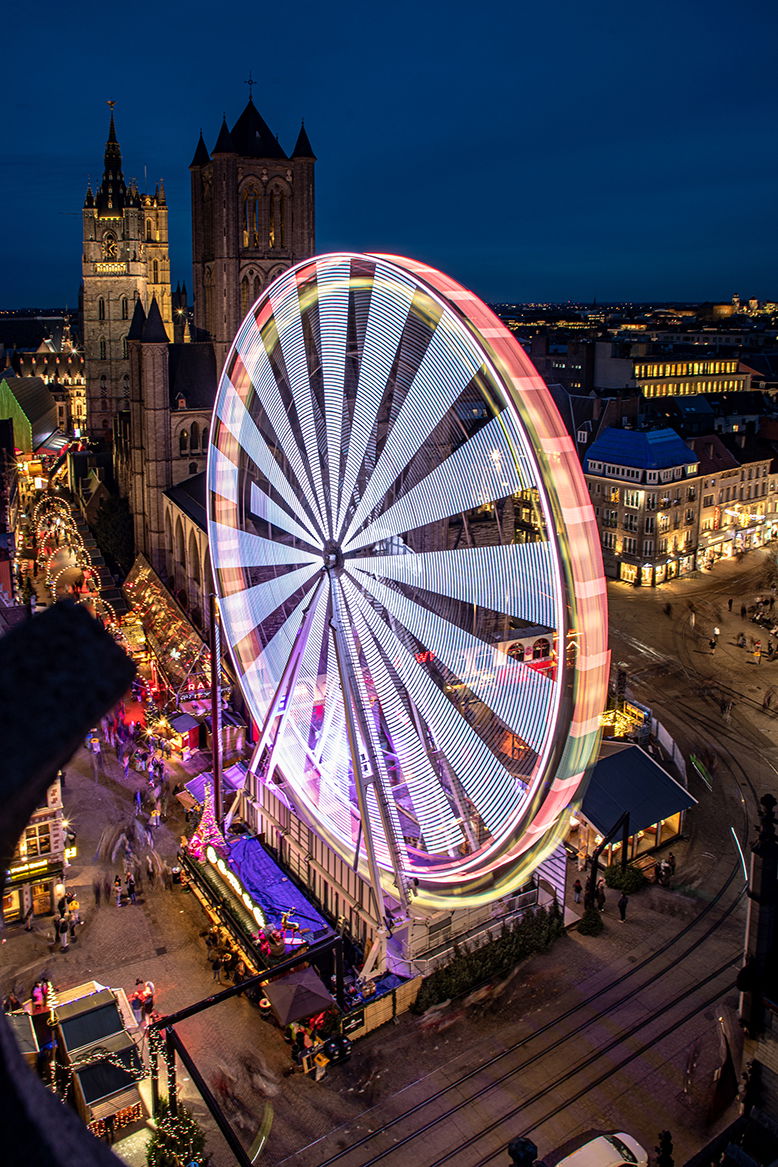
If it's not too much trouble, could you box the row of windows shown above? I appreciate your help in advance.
[98,337,129,360]
[242,188,287,250]
[179,424,209,457]
[643,379,744,398]
[636,360,738,378]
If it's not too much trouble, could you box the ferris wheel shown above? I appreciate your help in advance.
[207,253,608,915]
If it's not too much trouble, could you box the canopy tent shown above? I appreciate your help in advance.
[178,762,247,811]
[582,742,696,836]
[263,967,337,1026]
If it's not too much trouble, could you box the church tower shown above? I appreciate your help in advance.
[82,109,173,436]
[190,96,316,371]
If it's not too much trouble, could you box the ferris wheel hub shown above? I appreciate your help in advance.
[322,539,345,576]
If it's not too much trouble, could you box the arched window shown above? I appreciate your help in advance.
[241,276,250,316]
[279,193,286,248]
[122,336,128,359]
[201,427,208,454]
[268,192,276,248]
[176,519,186,568]
[253,274,261,304]
[242,186,259,247]
[152,259,159,284]
[190,422,199,450]
[98,297,105,321]
[99,338,106,361]
[146,219,153,241]
[121,297,128,320]
[189,461,198,475]
[179,429,188,456]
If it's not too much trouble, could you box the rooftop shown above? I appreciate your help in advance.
[584,427,697,471]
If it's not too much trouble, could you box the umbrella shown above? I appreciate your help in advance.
[263,968,337,1026]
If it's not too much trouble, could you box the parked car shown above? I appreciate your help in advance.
[556,1134,647,1167]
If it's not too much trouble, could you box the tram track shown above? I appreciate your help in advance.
[290,857,745,1167]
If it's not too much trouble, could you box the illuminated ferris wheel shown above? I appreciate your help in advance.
[207,253,608,915]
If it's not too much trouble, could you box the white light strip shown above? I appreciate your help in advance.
[348,541,556,629]
[344,411,534,553]
[217,380,321,546]
[249,481,323,551]
[269,282,328,527]
[219,564,320,646]
[351,571,552,753]
[240,592,310,722]
[317,257,350,536]
[211,521,320,570]
[210,444,240,504]
[342,310,482,547]
[348,598,462,852]
[341,577,520,835]
[237,327,324,529]
[335,263,417,537]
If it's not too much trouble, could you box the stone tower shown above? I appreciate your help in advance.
[82,110,173,436]
[190,98,316,371]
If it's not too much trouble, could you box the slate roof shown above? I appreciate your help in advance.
[164,471,206,531]
[127,298,146,341]
[292,121,315,159]
[212,116,235,154]
[141,297,168,343]
[230,97,286,159]
[584,426,697,472]
[190,130,210,168]
[582,742,696,836]
[687,434,740,474]
[168,344,217,410]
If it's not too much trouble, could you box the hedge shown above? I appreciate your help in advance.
[411,903,564,1013]
[603,864,648,894]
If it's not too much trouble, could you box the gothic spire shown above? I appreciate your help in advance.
[190,130,210,168]
[95,106,127,215]
[292,120,316,160]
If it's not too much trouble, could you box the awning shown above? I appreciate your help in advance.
[263,967,337,1026]
[182,763,247,808]
[581,743,696,836]
[169,712,200,734]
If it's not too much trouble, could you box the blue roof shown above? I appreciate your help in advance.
[584,427,698,471]
[582,743,696,836]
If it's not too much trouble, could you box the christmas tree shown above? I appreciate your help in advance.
[187,781,228,860]
[146,1099,207,1167]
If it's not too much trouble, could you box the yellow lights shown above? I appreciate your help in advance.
[205,845,266,926]
[10,857,49,876]
[65,846,78,860]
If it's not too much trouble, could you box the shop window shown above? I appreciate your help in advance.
[25,823,51,858]
[2,887,21,923]
[32,880,52,915]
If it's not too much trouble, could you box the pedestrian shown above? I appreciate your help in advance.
[668,852,676,875]
[130,979,145,1026]
[689,610,696,629]
[58,915,70,952]
[617,893,629,922]
[122,752,130,780]
[741,604,747,620]
[146,855,156,888]
[596,878,606,912]
[713,626,720,639]
[93,878,102,908]
[728,597,733,612]
[134,788,142,814]
[573,878,583,904]
[755,648,762,665]
[114,876,123,907]
[709,638,717,654]
[23,904,34,931]
[738,632,746,648]
[126,874,136,905]
[102,875,112,904]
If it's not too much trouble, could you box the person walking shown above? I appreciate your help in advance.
[728,597,733,612]
[58,915,70,952]
[134,788,142,814]
[126,874,136,905]
[689,609,696,629]
[24,904,34,932]
[573,878,583,904]
[114,876,123,907]
[93,878,102,908]
[667,852,676,876]
[146,854,156,888]
[709,638,717,654]
[741,603,747,620]
[617,893,629,922]
[596,878,606,912]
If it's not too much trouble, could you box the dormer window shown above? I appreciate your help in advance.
[176,393,187,409]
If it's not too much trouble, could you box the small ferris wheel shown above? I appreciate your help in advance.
[207,254,608,919]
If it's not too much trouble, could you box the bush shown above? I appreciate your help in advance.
[411,902,564,1013]
[577,907,604,935]
[146,1099,208,1167]
[604,864,647,894]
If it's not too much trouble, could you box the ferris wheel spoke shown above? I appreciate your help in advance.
[348,542,557,629]
[317,683,358,843]
[219,564,320,646]
[269,283,328,527]
[342,577,522,836]
[237,330,325,530]
[350,570,553,753]
[240,589,312,717]
[335,262,417,536]
[343,411,534,554]
[348,600,464,853]
[217,380,322,544]
[342,312,482,547]
[211,521,320,570]
[249,482,323,551]
[317,257,351,533]
[210,444,241,505]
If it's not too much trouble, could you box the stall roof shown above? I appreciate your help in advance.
[264,967,337,1026]
[183,763,247,807]
[6,1011,38,1055]
[74,1032,143,1106]
[57,990,124,1053]
[169,711,200,733]
[582,743,696,836]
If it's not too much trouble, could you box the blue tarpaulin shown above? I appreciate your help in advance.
[228,836,333,937]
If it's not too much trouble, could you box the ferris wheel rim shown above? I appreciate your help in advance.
[207,253,607,909]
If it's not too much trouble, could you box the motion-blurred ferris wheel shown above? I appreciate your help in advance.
[207,253,608,916]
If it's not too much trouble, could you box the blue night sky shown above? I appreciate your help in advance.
[2,0,776,307]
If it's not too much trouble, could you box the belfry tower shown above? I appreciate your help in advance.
[189,96,316,371]
[82,108,173,436]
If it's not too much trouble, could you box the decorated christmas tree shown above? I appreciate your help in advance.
[187,781,228,860]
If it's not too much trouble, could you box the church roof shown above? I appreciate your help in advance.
[230,97,286,159]
[212,116,235,155]
[164,472,207,532]
[190,131,210,168]
[168,344,217,410]
[141,297,169,343]
[94,111,127,215]
[127,299,146,341]
[292,121,316,159]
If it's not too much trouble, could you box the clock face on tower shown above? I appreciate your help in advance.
[102,233,118,260]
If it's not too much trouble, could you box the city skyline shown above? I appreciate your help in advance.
[2,0,777,307]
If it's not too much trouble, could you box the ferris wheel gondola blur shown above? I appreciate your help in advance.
[207,254,608,913]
